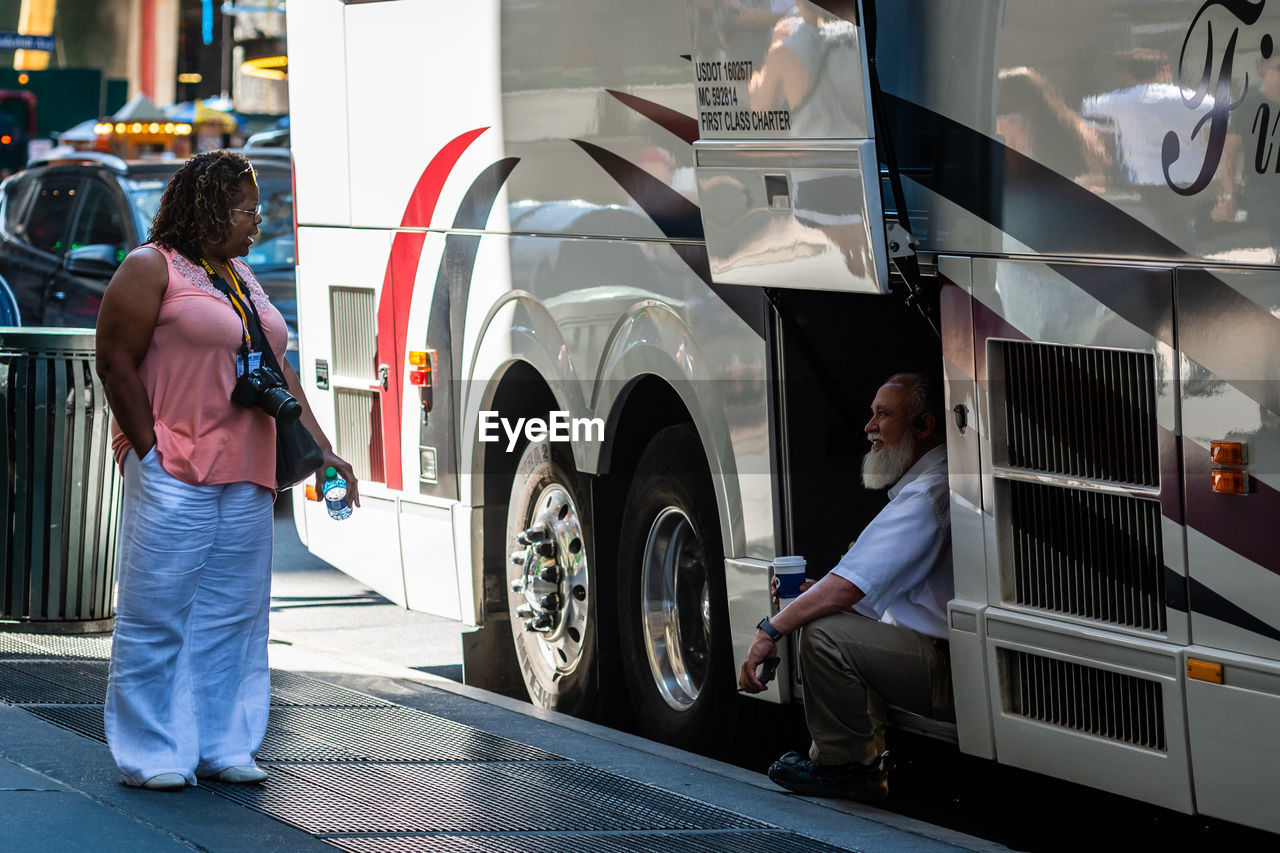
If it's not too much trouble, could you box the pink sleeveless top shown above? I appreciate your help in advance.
[110,244,288,489]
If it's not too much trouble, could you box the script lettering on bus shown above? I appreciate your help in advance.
[1252,32,1280,171]
[1163,0,1265,195]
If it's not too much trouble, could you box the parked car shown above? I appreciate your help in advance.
[0,149,298,367]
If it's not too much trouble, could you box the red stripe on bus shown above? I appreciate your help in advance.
[375,127,489,490]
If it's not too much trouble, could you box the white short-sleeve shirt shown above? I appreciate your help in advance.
[830,445,953,640]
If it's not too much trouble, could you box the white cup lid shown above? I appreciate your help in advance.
[773,555,806,568]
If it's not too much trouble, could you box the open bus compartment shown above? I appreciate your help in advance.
[690,0,888,295]
[695,140,888,294]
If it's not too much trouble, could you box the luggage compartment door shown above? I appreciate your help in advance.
[690,0,888,294]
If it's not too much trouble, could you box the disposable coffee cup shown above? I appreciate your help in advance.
[773,555,807,607]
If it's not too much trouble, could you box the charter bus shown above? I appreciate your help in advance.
[284,0,1280,833]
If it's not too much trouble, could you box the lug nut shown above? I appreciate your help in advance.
[524,614,553,632]
[539,593,561,610]
[517,525,549,545]
[516,604,535,618]
[539,565,562,583]
[510,578,524,594]
[535,541,555,558]
[510,551,526,566]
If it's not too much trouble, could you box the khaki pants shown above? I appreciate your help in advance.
[798,612,953,765]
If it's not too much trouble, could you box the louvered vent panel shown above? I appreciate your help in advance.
[329,287,377,378]
[1008,480,1166,632]
[1001,649,1166,751]
[335,389,384,484]
[1002,342,1158,486]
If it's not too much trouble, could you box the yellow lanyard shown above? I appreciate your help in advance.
[199,257,254,350]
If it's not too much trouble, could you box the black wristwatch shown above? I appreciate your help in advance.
[757,616,784,642]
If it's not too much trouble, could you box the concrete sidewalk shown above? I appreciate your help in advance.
[0,630,1007,853]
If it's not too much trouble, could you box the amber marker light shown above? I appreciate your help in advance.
[408,351,432,385]
[409,349,435,413]
[1210,469,1247,495]
[1187,659,1224,684]
[1210,441,1245,465]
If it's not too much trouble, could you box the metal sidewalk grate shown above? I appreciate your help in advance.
[0,660,108,704]
[267,670,398,708]
[23,703,104,740]
[1,632,855,853]
[0,633,112,659]
[206,762,771,835]
[260,706,564,763]
[324,830,853,852]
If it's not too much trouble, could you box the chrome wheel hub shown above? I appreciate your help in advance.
[510,484,589,673]
[640,507,711,711]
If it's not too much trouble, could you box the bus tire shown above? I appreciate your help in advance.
[505,438,597,715]
[617,424,736,751]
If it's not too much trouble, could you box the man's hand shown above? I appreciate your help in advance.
[738,633,777,694]
[770,575,815,608]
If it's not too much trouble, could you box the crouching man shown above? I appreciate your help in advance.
[739,373,954,803]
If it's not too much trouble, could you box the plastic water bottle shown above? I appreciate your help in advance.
[322,466,352,520]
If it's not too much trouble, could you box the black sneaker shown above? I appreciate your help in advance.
[766,750,891,803]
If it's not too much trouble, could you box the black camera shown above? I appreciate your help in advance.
[232,364,302,422]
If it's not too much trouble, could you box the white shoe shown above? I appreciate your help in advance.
[139,773,187,791]
[209,765,268,784]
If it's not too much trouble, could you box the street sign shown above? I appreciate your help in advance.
[0,33,56,52]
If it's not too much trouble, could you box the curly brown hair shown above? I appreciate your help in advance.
[148,149,254,259]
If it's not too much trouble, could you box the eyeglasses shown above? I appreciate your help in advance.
[231,204,262,217]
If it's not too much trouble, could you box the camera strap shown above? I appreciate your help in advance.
[198,256,271,373]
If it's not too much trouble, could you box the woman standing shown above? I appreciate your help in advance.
[95,150,359,791]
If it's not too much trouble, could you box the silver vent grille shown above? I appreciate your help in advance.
[1008,480,1166,632]
[329,286,382,483]
[335,388,384,485]
[1002,342,1158,487]
[329,287,377,379]
[1001,649,1166,751]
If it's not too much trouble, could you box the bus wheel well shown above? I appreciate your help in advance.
[479,360,559,615]
[603,375,694,486]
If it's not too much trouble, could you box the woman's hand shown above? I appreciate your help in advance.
[316,450,360,508]
[279,359,360,508]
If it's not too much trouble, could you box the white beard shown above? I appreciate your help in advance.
[861,432,917,490]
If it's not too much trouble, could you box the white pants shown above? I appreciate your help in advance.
[105,447,274,786]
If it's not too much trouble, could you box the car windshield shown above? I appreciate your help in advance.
[125,178,168,242]
[123,170,294,268]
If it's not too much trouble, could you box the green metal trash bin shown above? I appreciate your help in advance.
[0,329,121,632]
